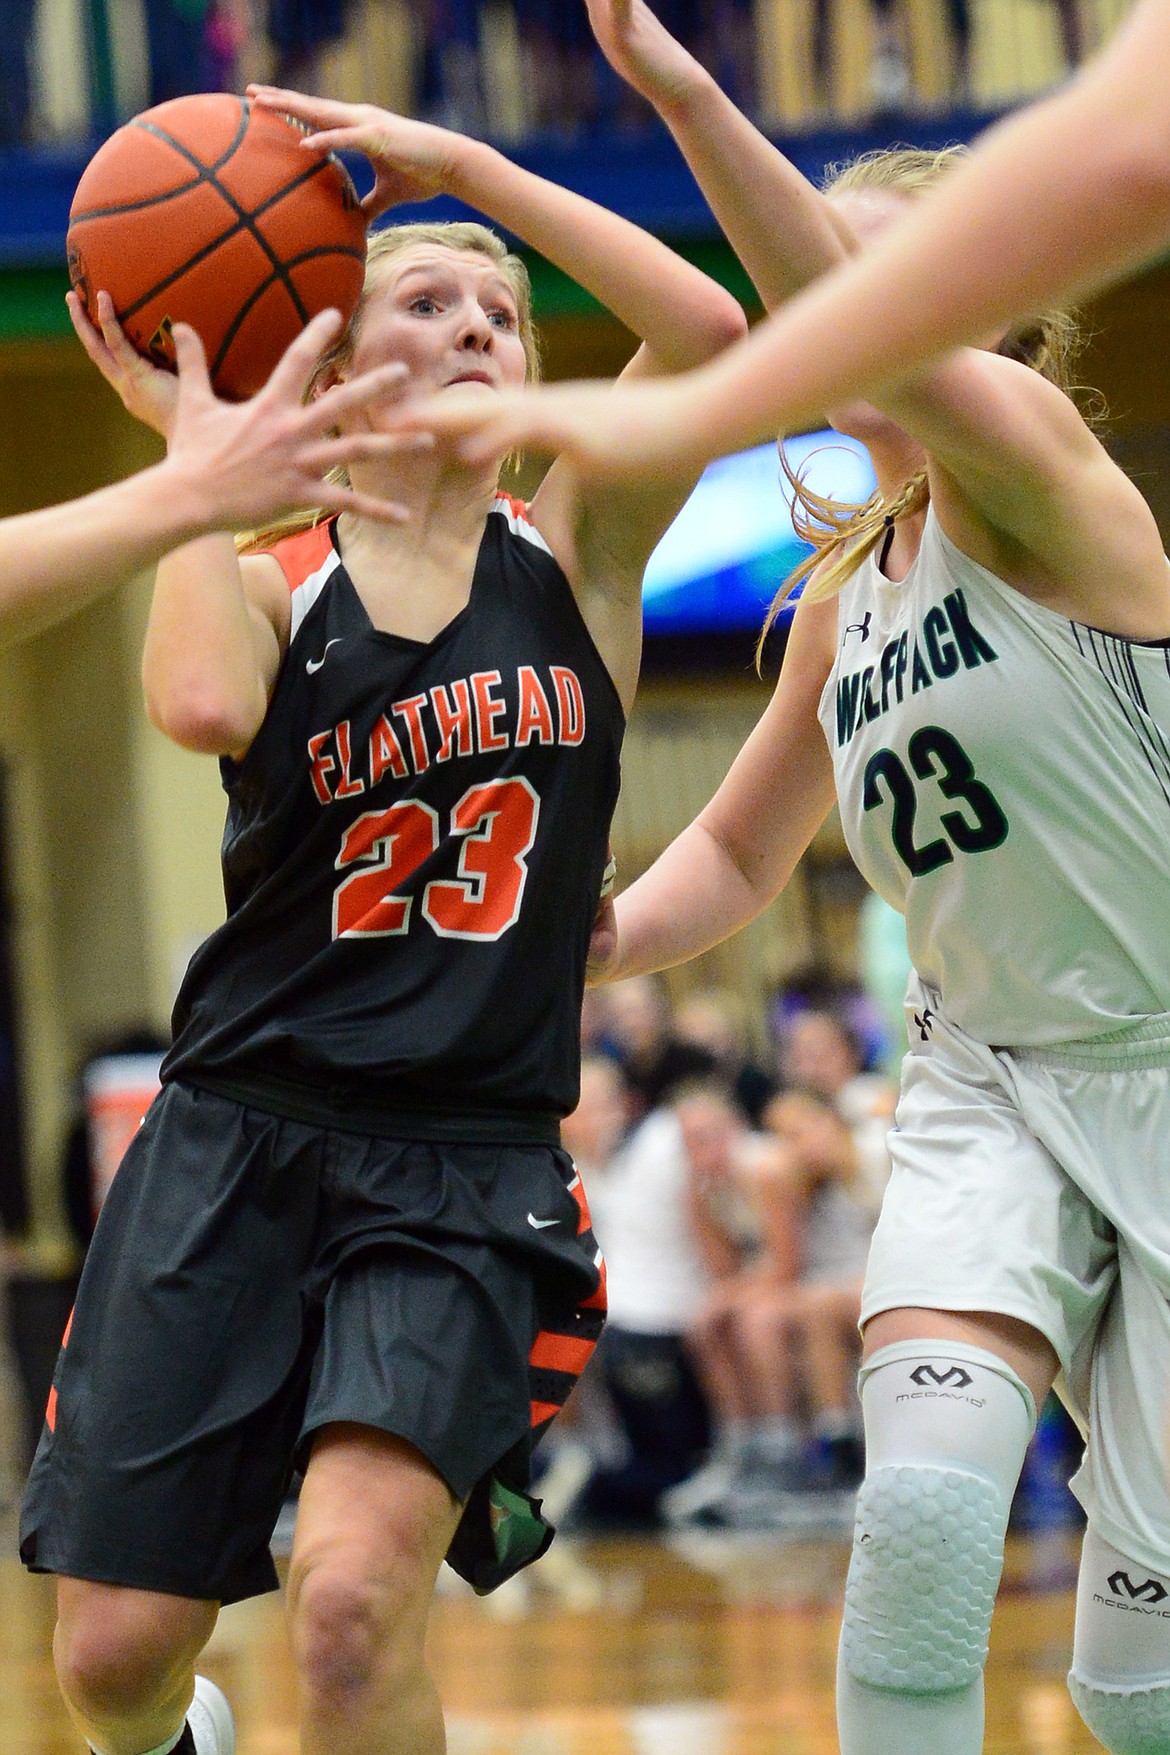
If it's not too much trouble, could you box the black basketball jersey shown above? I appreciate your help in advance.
[164,495,625,1134]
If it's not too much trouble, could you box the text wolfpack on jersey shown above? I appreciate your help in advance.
[836,588,999,749]
[306,664,586,804]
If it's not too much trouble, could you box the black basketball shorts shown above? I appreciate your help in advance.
[20,1081,605,1602]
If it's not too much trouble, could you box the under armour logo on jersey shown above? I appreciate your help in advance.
[910,1364,973,1390]
[844,613,872,644]
[1107,1572,1169,1604]
[914,1008,936,1041]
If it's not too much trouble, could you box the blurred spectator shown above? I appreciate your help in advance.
[144,0,217,102]
[665,1081,885,1528]
[513,0,596,134]
[775,1003,895,1207]
[0,0,36,145]
[604,974,715,1117]
[267,0,349,87]
[675,986,776,1125]
[575,1067,736,1526]
[660,1079,798,1525]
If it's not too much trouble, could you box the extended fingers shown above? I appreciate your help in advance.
[170,322,211,390]
[313,362,411,423]
[66,291,114,371]
[262,307,346,403]
[300,431,434,472]
[247,85,365,129]
[317,483,412,524]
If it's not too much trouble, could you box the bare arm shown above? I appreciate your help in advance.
[585,0,851,310]
[68,296,418,753]
[0,310,411,656]
[606,595,838,979]
[409,0,1170,485]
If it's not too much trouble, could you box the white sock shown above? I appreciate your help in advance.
[838,1664,984,1754]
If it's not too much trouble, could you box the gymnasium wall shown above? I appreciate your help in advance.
[2,261,1169,1249]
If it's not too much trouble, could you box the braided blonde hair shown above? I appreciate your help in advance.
[238,220,541,554]
[756,145,1091,664]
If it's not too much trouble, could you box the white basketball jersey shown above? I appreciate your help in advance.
[818,506,1170,1046]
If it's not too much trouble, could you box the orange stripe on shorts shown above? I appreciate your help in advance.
[529,1331,596,1376]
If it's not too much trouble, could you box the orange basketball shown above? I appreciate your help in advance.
[67,93,368,400]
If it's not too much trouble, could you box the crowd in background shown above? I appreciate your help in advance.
[548,963,1084,1536]
[0,0,1106,148]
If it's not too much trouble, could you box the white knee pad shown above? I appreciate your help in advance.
[1068,1527,1170,1755]
[840,1340,1036,1696]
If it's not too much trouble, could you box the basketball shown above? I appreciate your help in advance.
[66,93,368,400]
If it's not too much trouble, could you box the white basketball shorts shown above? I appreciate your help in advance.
[862,977,1170,1576]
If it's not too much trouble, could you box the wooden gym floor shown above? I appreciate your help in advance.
[0,1518,1103,1754]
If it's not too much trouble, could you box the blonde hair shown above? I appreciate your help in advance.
[238,219,541,554]
[756,145,1091,664]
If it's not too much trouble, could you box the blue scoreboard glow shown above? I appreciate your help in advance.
[642,429,877,636]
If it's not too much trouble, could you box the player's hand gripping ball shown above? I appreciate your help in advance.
[67,93,367,400]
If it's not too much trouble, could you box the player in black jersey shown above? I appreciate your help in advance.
[22,95,747,1755]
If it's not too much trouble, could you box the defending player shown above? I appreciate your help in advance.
[412,6,1170,1754]
[20,95,745,1755]
[0,309,411,646]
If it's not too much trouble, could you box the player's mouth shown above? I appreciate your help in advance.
[447,370,495,388]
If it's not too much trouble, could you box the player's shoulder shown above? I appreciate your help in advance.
[251,519,341,593]
[488,491,555,559]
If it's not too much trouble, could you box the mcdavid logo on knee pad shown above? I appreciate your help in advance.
[1101,1572,1169,1607]
[909,1365,973,1389]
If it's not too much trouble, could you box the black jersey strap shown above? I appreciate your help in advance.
[177,1071,562,1146]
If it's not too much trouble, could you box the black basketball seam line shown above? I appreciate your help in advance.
[131,118,313,325]
[69,99,249,225]
[72,151,341,231]
[117,222,365,337]
[210,244,368,381]
[113,155,349,326]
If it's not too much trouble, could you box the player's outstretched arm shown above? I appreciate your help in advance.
[0,307,416,652]
[584,0,852,311]
[387,0,1170,486]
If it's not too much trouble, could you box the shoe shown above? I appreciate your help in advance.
[185,1677,235,1755]
[659,1455,736,1525]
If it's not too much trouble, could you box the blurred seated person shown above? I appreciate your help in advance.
[776,1002,895,1208]
[604,973,716,1118]
[675,985,776,1125]
[571,1060,738,1526]
[665,1081,887,1526]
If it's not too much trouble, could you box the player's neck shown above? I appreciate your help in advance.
[334,463,501,638]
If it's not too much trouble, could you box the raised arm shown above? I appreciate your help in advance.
[0,306,410,653]
[69,293,417,753]
[584,0,851,310]
[247,87,745,375]
[401,0,1170,487]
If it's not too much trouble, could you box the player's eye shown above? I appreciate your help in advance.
[409,295,439,315]
[488,307,517,330]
